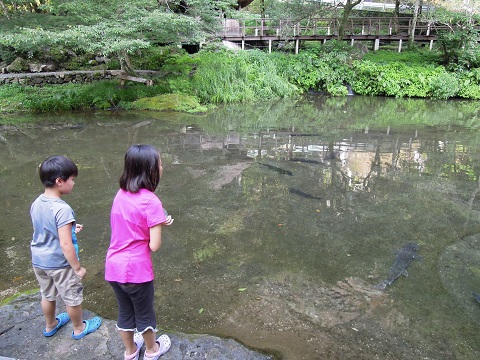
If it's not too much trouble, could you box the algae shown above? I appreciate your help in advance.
[131,93,209,113]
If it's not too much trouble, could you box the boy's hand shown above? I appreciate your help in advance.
[74,224,84,234]
[74,266,86,280]
[163,215,174,226]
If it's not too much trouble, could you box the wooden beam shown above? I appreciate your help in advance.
[119,74,153,86]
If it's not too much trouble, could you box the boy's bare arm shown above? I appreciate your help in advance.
[59,223,86,279]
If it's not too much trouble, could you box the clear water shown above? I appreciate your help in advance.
[2,95,480,359]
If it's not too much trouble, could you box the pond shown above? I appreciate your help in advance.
[1,95,480,359]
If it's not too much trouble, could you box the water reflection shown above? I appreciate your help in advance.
[2,96,480,359]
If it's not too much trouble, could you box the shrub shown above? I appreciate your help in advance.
[131,46,187,71]
[437,27,480,70]
[0,45,17,64]
[429,72,459,99]
[457,68,480,99]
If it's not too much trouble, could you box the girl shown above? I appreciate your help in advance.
[105,145,173,360]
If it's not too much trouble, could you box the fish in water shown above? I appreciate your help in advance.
[289,158,323,165]
[374,243,420,290]
[258,162,294,176]
[288,188,322,200]
[472,292,480,303]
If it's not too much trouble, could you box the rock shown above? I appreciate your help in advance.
[0,293,273,360]
[6,58,29,73]
[29,64,44,73]
[95,56,110,64]
[43,62,57,72]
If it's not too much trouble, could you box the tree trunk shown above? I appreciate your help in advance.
[0,1,8,18]
[409,0,421,44]
[337,0,362,39]
[394,0,400,33]
[119,50,135,76]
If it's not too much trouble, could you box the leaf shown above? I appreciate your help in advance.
[238,288,247,292]
[198,308,204,314]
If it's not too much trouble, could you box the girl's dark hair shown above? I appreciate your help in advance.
[119,144,161,193]
[39,155,78,187]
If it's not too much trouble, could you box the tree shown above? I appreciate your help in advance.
[337,0,362,39]
[0,0,236,74]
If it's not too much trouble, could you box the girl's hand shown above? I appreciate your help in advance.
[163,215,174,226]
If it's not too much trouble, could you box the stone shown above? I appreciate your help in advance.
[6,58,29,73]
[0,293,273,360]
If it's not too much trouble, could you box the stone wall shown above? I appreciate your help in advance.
[0,70,160,86]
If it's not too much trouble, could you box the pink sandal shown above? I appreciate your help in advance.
[143,334,171,360]
[125,332,145,360]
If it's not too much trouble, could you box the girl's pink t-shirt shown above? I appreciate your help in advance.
[105,188,167,283]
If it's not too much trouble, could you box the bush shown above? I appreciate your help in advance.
[0,45,17,64]
[437,27,480,70]
[429,72,459,99]
[363,49,441,66]
[457,68,480,99]
[131,46,187,71]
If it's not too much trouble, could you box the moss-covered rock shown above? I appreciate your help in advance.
[6,57,29,73]
[131,93,209,113]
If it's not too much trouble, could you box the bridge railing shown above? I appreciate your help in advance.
[221,17,454,38]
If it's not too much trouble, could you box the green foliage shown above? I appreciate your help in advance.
[349,60,383,96]
[190,49,299,103]
[131,46,186,71]
[0,45,17,64]
[0,81,169,112]
[0,0,229,68]
[437,26,480,71]
[429,72,459,100]
[363,49,442,66]
[351,60,460,99]
[268,41,357,94]
[457,68,480,99]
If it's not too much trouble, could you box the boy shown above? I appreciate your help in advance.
[31,155,101,339]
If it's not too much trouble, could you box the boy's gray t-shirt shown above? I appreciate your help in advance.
[30,194,75,269]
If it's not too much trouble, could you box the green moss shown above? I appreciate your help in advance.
[193,243,222,262]
[131,93,208,113]
[0,288,39,307]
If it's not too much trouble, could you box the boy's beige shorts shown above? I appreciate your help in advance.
[33,266,83,307]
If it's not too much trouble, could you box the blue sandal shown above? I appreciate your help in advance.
[71,316,102,340]
[43,312,70,337]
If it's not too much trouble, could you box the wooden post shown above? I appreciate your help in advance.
[429,40,434,50]
[295,39,299,54]
[351,39,355,47]
[398,39,403,52]
[269,39,272,54]
[242,40,245,50]
[374,38,380,51]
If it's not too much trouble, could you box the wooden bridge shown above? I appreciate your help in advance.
[220,17,451,53]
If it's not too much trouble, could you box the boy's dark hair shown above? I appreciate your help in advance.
[39,155,78,187]
[119,144,161,193]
